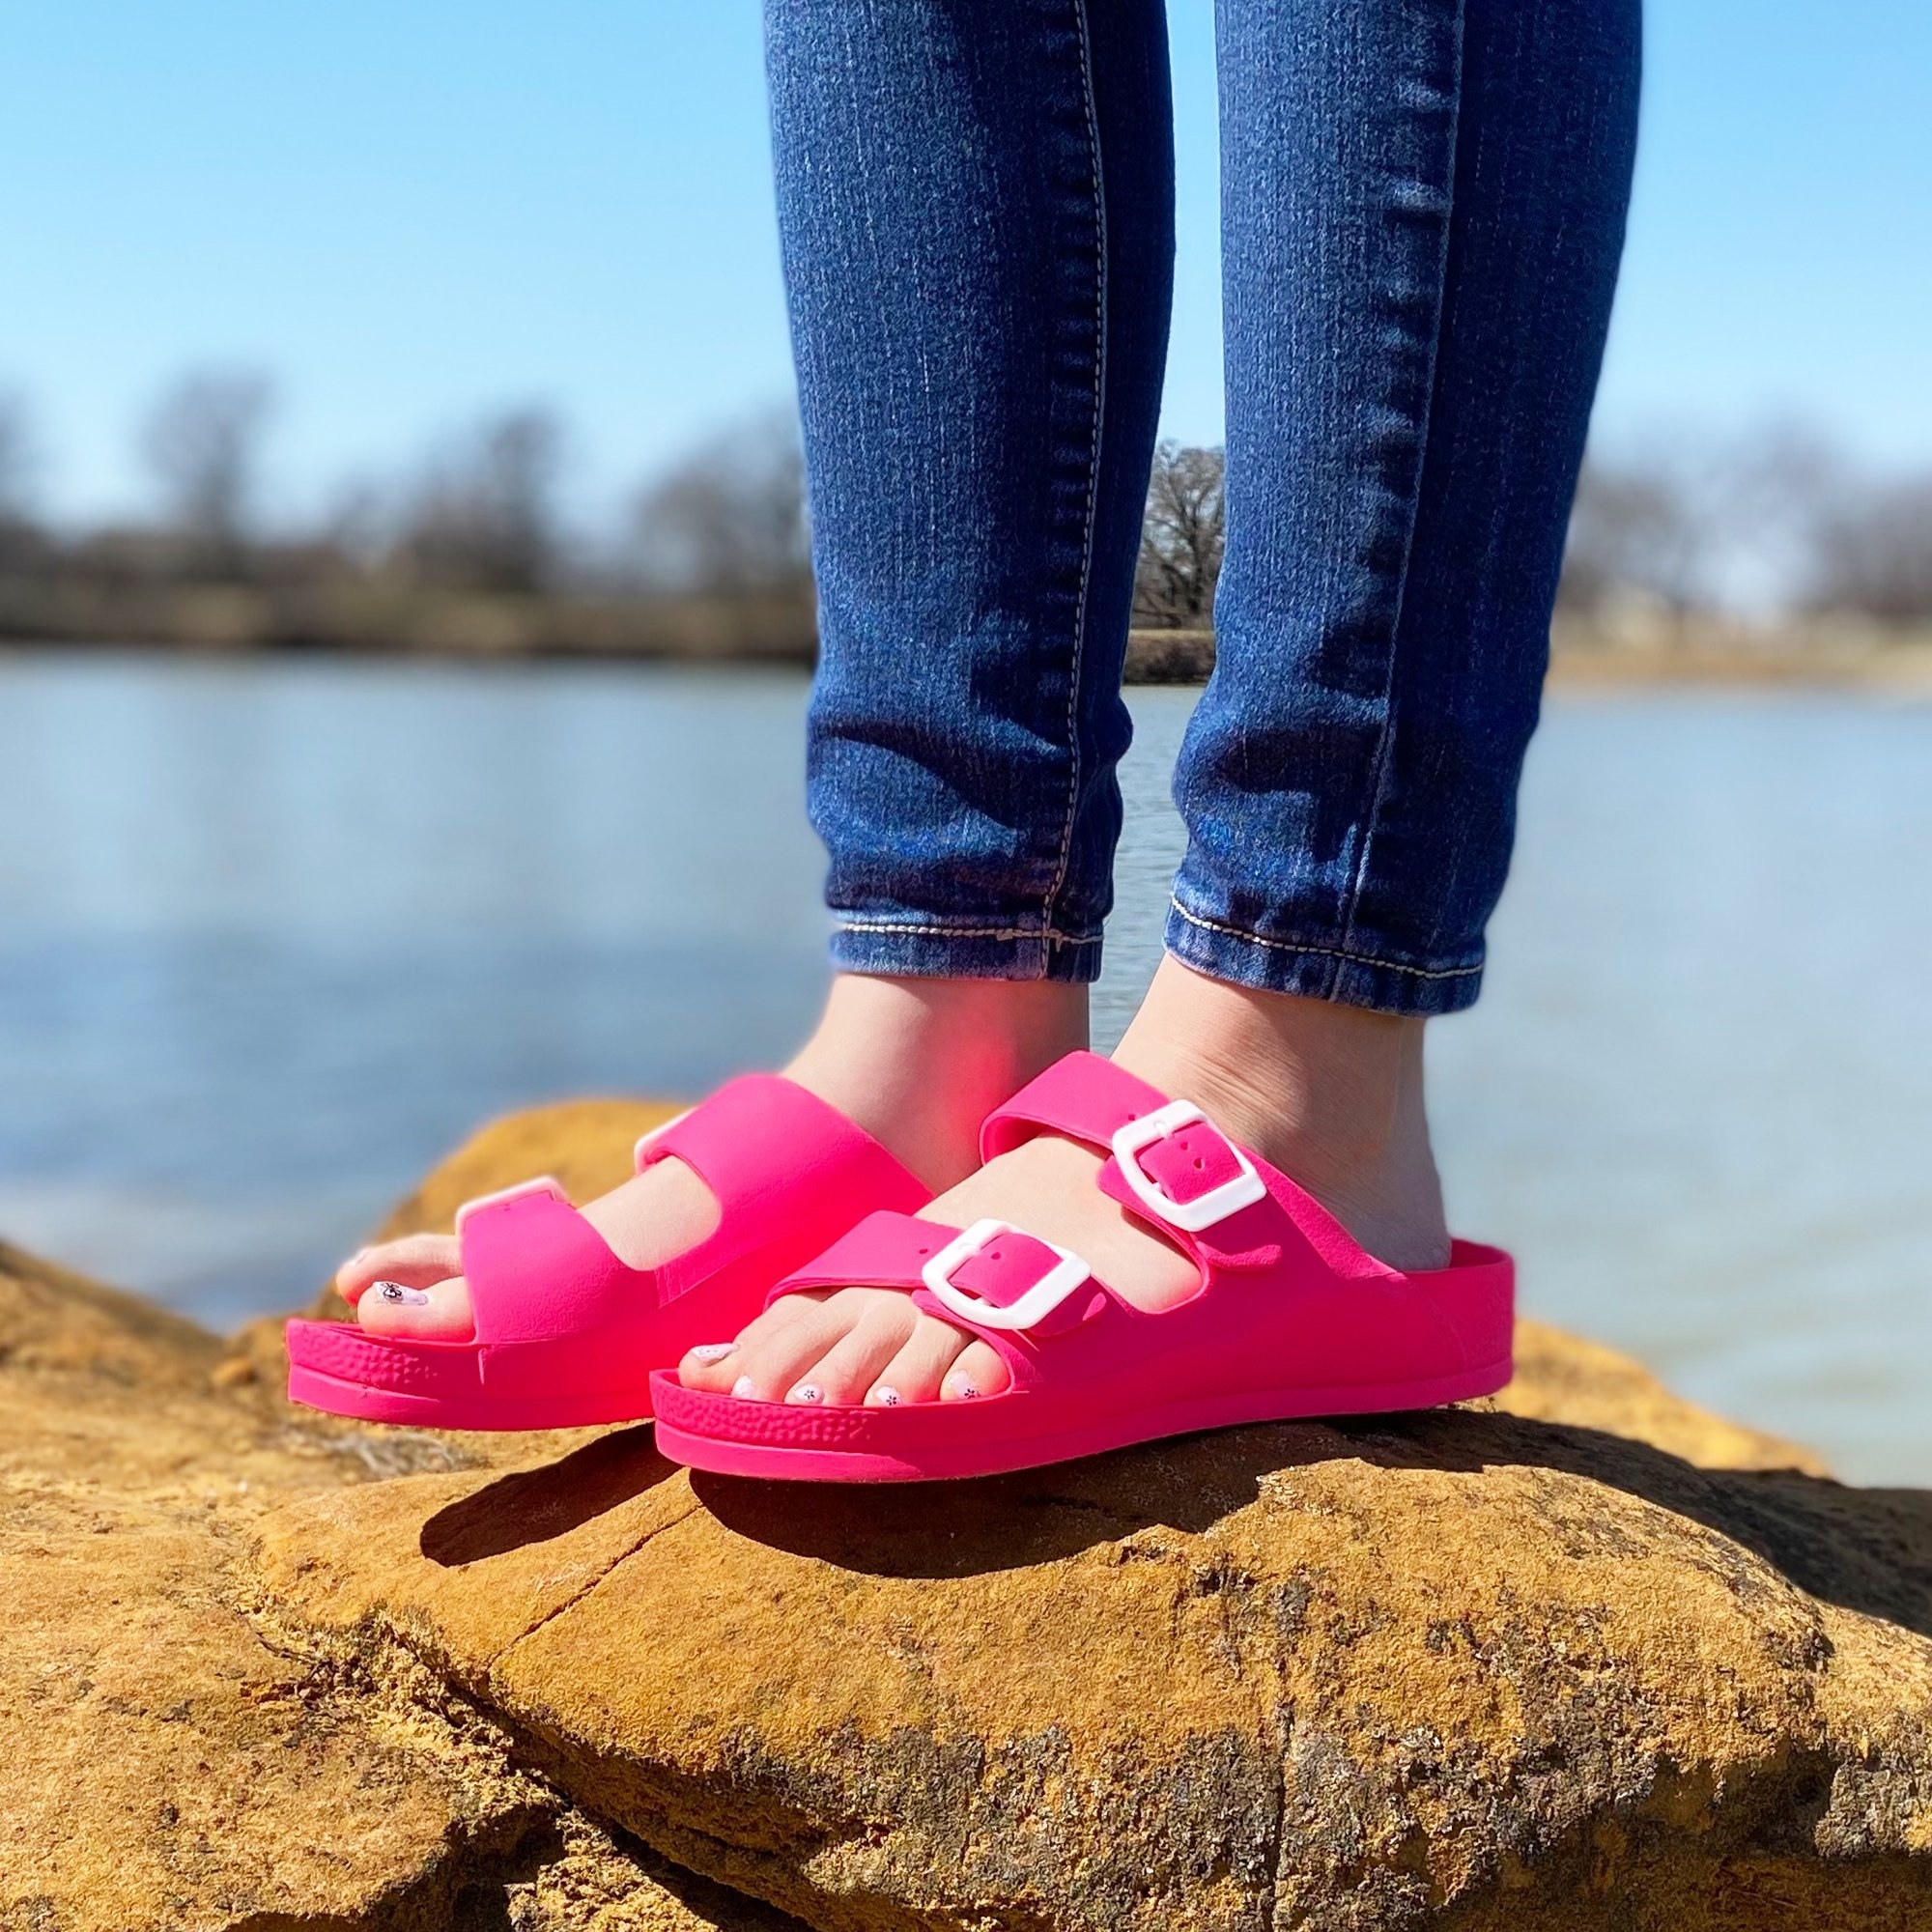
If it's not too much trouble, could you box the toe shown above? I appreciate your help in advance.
[714,1288,918,1404]
[336,1233,462,1305]
[355,1272,475,1339]
[942,1338,1009,1402]
[677,1340,745,1385]
[787,1307,918,1406]
[677,1291,830,1390]
[865,1311,978,1406]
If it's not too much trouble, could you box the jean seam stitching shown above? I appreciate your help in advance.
[1336,2,1467,964]
[1040,0,1108,934]
[1168,896,1481,982]
[836,917,1102,947]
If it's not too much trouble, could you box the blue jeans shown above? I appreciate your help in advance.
[772,0,1640,1016]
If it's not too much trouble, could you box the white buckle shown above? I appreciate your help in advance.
[920,1217,1093,1331]
[1111,1100,1266,1233]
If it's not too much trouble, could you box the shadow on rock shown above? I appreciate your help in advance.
[691,1406,1932,1636]
[686,1421,1298,1578]
[419,1425,678,1566]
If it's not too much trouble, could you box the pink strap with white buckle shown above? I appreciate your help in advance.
[982,1053,1275,1245]
[765,1209,1103,1355]
[1110,1101,1266,1231]
[759,1059,1292,1364]
[920,1219,1092,1330]
[645,1046,1513,1482]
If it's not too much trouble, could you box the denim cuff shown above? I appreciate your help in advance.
[1163,895,1484,1018]
[830,914,1104,984]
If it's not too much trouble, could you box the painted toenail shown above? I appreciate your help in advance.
[870,1385,902,1407]
[373,1280,431,1305]
[949,1378,980,1400]
[731,1375,758,1399]
[788,1382,825,1405]
[688,1343,738,1363]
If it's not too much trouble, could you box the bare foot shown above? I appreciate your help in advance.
[337,974,1088,1340]
[677,956,1451,1406]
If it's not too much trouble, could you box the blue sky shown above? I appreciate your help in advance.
[3,0,1927,528]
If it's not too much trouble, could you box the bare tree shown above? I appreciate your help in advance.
[318,476,395,572]
[399,408,566,594]
[0,392,40,529]
[632,411,809,597]
[1561,423,1846,621]
[1134,442,1225,628]
[0,391,46,572]
[141,369,274,561]
[1559,445,1718,617]
[1805,473,1932,624]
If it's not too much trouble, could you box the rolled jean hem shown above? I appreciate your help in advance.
[1163,897,1484,1018]
[830,916,1104,985]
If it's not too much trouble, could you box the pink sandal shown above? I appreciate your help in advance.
[650,1052,1514,1482]
[285,1076,927,1431]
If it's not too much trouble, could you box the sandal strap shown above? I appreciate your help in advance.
[769,1210,1103,1345]
[758,1054,1290,1359]
[456,1180,637,1345]
[767,1210,950,1298]
[979,1051,1172,1160]
[458,1078,925,1343]
[983,1052,1281,1256]
[639,1074,923,1230]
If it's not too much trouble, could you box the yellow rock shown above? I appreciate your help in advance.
[254,1407,1932,1932]
[0,1230,796,1932]
[253,1103,1932,1930]
[9,1099,1929,1931]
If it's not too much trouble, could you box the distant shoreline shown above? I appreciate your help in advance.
[4,601,1930,691]
[1132,623,1932,692]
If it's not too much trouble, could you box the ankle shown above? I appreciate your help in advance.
[786,973,1089,1192]
[1113,957,1449,1267]
[1113,959,1418,1169]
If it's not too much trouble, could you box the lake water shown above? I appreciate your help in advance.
[1,651,1926,1484]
